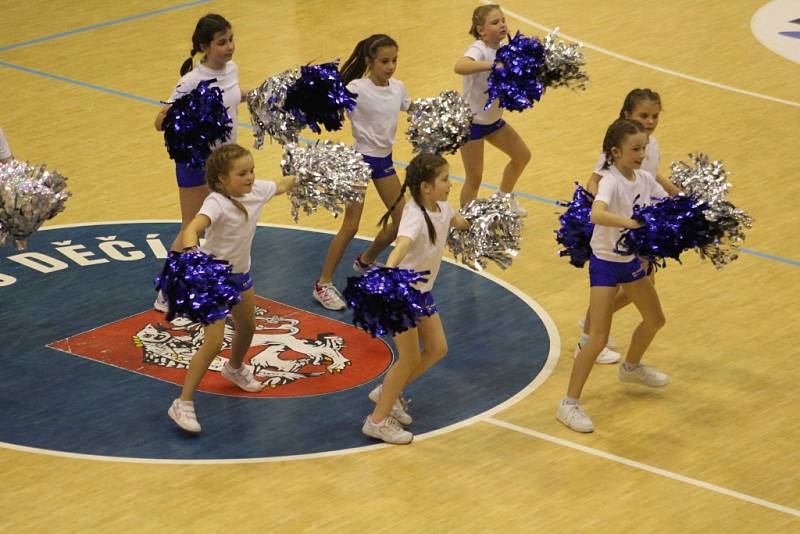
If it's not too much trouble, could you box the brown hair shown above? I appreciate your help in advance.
[340,34,399,85]
[469,4,501,39]
[180,14,232,76]
[619,88,662,118]
[601,118,646,170]
[379,153,448,245]
[205,144,251,218]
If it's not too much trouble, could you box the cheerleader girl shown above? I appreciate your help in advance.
[557,119,670,433]
[454,4,530,215]
[167,144,295,433]
[312,34,413,312]
[578,89,679,364]
[154,14,248,311]
[361,153,469,444]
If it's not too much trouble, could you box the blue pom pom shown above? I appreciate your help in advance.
[154,251,242,325]
[343,267,437,337]
[486,31,546,112]
[283,62,357,134]
[555,184,595,268]
[163,79,233,168]
[615,195,717,268]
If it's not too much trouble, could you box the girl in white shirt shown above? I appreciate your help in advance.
[361,153,469,445]
[153,15,249,281]
[454,4,531,216]
[167,144,295,434]
[312,34,413,312]
[578,89,679,364]
[557,119,670,434]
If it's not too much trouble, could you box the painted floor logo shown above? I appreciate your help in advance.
[48,298,392,397]
[0,222,554,461]
[752,0,800,64]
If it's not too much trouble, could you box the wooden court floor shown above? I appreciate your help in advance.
[1,0,798,531]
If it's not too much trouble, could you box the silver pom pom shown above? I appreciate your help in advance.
[0,160,71,250]
[281,141,371,222]
[247,69,304,147]
[406,90,473,154]
[542,28,589,91]
[447,192,523,271]
[669,153,753,268]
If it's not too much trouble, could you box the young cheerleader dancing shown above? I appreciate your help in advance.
[154,13,247,312]
[361,153,469,444]
[454,4,531,215]
[577,89,679,364]
[312,34,412,311]
[557,118,670,433]
[167,144,295,433]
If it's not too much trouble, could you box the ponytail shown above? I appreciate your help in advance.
[180,48,197,76]
[378,183,407,229]
[339,34,398,85]
[178,14,232,75]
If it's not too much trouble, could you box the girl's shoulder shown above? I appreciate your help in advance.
[464,39,490,57]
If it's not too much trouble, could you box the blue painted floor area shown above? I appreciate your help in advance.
[0,223,550,460]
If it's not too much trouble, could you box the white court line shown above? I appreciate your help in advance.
[484,1,800,108]
[484,417,800,518]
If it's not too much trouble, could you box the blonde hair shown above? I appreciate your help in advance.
[469,4,501,39]
[205,144,251,218]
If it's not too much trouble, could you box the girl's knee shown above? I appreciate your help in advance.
[515,145,531,166]
[204,339,224,354]
[339,223,359,239]
[645,313,666,331]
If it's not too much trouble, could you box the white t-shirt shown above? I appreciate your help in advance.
[198,180,277,273]
[0,127,11,160]
[590,165,668,263]
[594,135,660,177]
[168,61,241,145]
[347,78,411,157]
[462,40,503,125]
[397,199,456,292]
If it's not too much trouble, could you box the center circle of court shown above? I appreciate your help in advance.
[0,222,554,461]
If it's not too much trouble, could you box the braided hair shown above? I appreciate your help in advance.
[379,153,448,245]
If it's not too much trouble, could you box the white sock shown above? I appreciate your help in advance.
[622,362,640,372]
[561,397,579,406]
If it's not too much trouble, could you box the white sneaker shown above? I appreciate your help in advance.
[313,281,347,311]
[508,194,528,217]
[154,290,169,313]
[491,191,528,217]
[362,415,413,444]
[556,401,595,432]
[574,341,621,365]
[168,399,201,433]
[221,361,264,392]
[352,254,384,275]
[618,364,669,387]
[578,320,618,351]
[368,384,412,425]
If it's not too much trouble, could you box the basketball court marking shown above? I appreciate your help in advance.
[485,417,800,518]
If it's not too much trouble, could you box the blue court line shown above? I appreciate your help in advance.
[0,58,797,268]
[0,0,211,53]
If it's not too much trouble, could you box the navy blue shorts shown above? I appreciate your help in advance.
[228,272,253,292]
[361,153,397,179]
[469,119,506,141]
[176,162,206,188]
[588,255,646,287]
